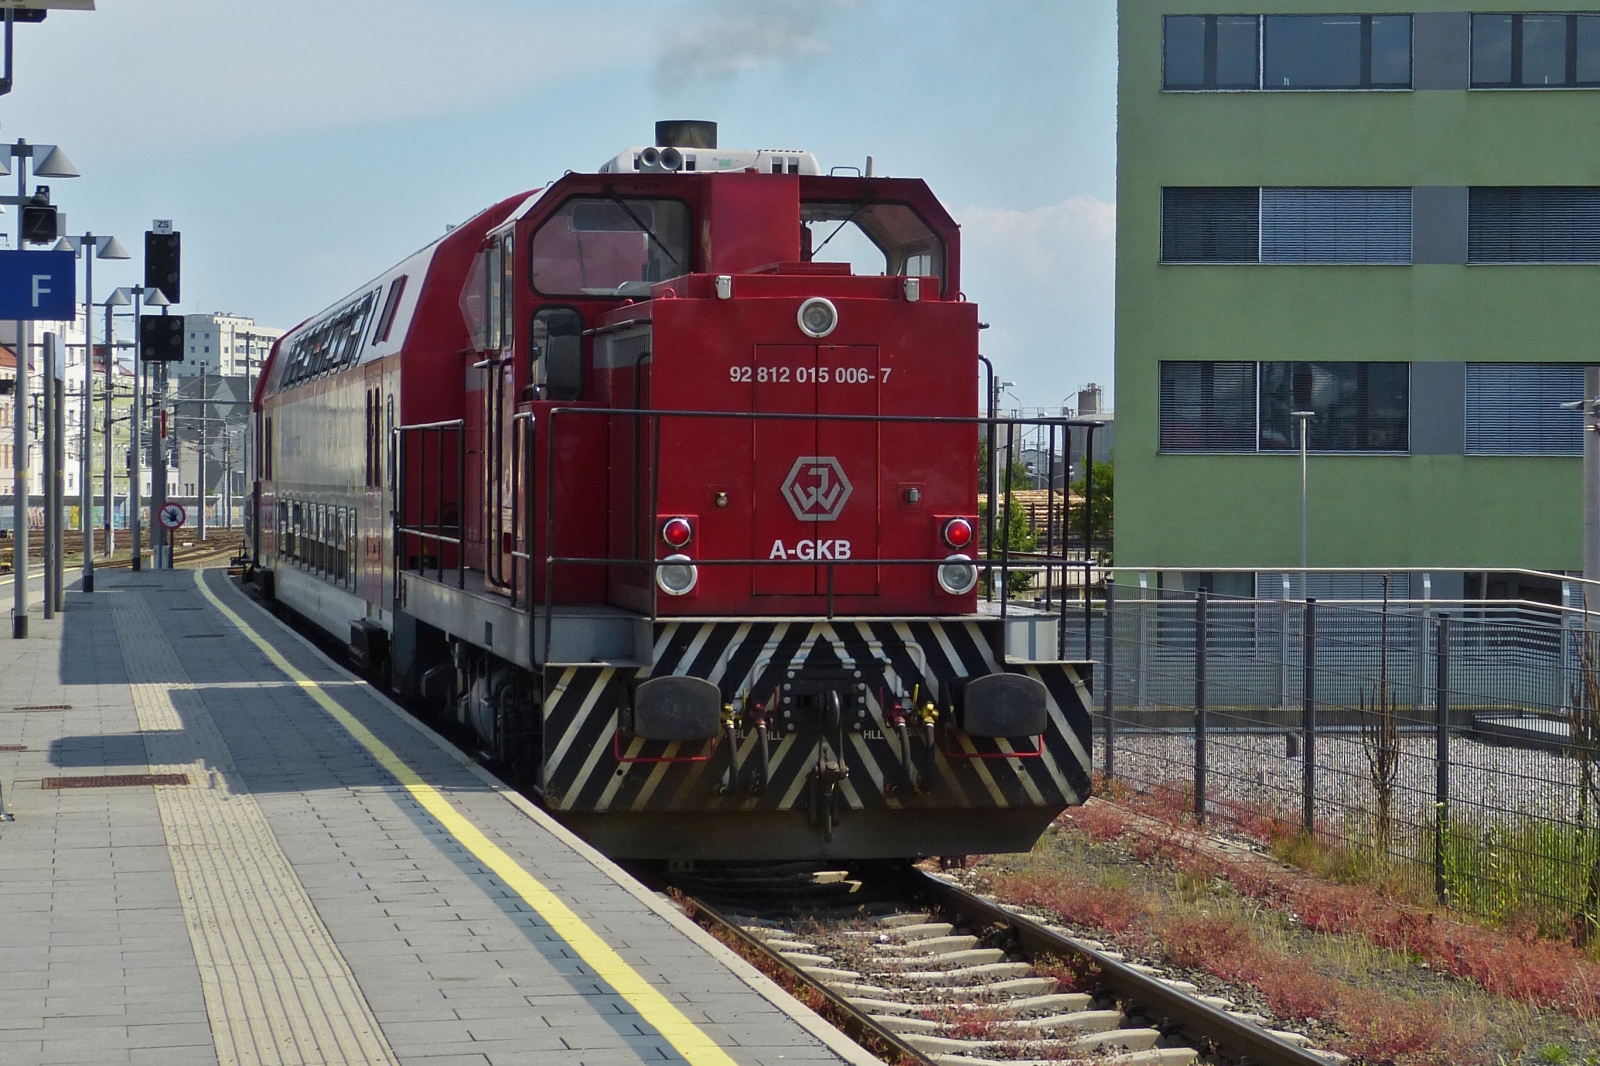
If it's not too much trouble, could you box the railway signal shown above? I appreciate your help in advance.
[144,227,180,303]
[20,188,56,244]
[140,314,183,361]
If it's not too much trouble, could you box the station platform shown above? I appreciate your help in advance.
[0,568,874,1066]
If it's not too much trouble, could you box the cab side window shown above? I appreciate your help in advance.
[531,307,584,402]
[500,232,515,354]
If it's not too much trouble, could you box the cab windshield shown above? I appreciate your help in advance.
[530,197,691,297]
[801,201,945,289]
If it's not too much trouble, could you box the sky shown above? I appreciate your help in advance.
[2,0,1118,411]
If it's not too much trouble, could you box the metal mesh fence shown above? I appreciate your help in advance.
[1096,575,1600,934]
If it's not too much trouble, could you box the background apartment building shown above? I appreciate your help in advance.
[182,312,283,381]
[1116,3,1600,600]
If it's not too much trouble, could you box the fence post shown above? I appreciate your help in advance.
[1136,573,1149,707]
[1435,614,1450,904]
[1279,594,1291,708]
[1195,589,1207,824]
[1103,574,1115,780]
[1302,597,1317,835]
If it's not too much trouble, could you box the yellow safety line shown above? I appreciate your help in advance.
[193,571,739,1066]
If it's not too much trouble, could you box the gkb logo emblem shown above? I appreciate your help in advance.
[781,456,852,522]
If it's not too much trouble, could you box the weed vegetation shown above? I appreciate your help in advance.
[972,799,1600,1065]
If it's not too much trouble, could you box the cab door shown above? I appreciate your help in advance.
[487,231,518,590]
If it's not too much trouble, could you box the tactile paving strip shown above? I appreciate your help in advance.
[111,589,400,1066]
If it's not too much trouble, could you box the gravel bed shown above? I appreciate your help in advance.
[1092,731,1600,835]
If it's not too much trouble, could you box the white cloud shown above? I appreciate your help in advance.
[653,0,860,93]
[12,0,646,152]
[954,196,1117,409]
[957,196,1116,287]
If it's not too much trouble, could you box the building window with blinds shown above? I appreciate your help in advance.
[1161,188,1260,262]
[1158,362,1258,451]
[1471,13,1600,88]
[1163,187,1413,264]
[1259,362,1410,452]
[1261,188,1411,263]
[1465,364,1584,455]
[1468,187,1600,262]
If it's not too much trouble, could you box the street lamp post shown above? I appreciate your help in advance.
[59,233,129,594]
[197,365,206,542]
[1292,410,1315,599]
[6,139,79,638]
[127,284,169,571]
[148,295,175,569]
[102,288,131,556]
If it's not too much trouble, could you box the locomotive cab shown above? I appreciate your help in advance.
[454,151,980,622]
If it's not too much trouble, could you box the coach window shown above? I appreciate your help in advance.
[801,201,946,294]
[531,307,584,401]
[529,197,691,296]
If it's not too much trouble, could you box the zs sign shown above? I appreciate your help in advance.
[781,456,852,522]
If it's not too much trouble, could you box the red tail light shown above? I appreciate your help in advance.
[942,517,974,549]
[661,516,694,549]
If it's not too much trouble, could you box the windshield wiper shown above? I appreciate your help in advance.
[810,198,873,258]
[604,190,680,269]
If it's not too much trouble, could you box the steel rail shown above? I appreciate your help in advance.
[908,869,1331,1066]
[677,893,934,1066]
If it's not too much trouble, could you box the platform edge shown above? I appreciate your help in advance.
[206,569,880,1066]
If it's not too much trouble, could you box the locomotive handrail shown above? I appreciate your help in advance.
[535,405,1106,665]
[394,419,466,592]
[398,418,470,431]
[506,411,536,610]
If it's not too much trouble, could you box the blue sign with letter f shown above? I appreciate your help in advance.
[0,250,75,320]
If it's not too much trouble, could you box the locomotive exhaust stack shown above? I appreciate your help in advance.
[249,128,1095,862]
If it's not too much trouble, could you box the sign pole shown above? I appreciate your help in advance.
[52,343,61,612]
[39,329,51,619]
[102,297,112,558]
[197,365,206,543]
[12,320,27,637]
[154,352,167,568]
[130,288,141,570]
[80,235,93,592]
[11,146,26,636]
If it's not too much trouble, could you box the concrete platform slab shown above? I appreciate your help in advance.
[0,569,875,1066]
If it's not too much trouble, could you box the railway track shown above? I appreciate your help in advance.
[93,539,244,572]
[0,536,244,575]
[663,863,1341,1066]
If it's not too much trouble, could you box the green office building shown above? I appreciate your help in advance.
[1116,2,1600,599]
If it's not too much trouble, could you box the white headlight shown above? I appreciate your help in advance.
[657,554,699,596]
[937,554,979,596]
[797,297,838,339]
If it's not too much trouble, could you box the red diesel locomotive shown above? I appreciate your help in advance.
[249,122,1093,860]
